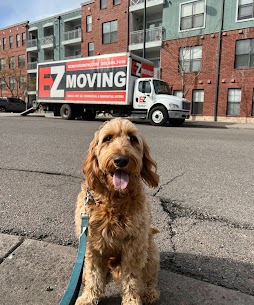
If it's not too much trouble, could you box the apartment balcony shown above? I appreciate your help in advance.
[27,61,38,73]
[41,35,54,49]
[64,54,81,60]
[129,26,164,51]
[129,0,164,15]
[27,39,38,51]
[62,28,82,46]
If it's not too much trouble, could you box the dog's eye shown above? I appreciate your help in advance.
[130,135,138,143]
[103,135,112,143]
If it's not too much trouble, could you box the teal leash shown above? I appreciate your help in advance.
[59,214,89,305]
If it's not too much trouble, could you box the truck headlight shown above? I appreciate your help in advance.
[169,103,179,109]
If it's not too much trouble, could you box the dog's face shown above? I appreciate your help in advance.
[83,118,159,192]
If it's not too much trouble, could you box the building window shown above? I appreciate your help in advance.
[237,0,254,20]
[102,20,118,44]
[9,56,15,69]
[22,32,26,46]
[86,16,92,32]
[16,34,21,47]
[18,54,25,68]
[173,90,183,98]
[0,58,6,70]
[180,0,205,30]
[227,89,241,116]
[179,45,202,72]
[9,36,13,49]
[3,38,6,50]
[19,76,26,89]
[235,38,254,68]
[113,0,121,5]
[100,0,107,9]
[192,89,204,114]
[1,78,7,90]
[10,77,16,90]
[88,42,94,56]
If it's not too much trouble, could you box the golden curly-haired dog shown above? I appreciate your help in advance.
[75,118,160,305]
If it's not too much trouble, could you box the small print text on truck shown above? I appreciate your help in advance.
[36,53,191,126]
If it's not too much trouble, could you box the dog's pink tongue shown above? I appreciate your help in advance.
[113,170,129,190]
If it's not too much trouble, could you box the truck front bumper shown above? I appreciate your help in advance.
[168,110,190,119]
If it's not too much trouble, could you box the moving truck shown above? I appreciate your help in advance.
[36,52,191,126]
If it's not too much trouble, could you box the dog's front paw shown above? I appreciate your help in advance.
[122,295,142,305]
[142,288,160,304]
[75,295,98,305]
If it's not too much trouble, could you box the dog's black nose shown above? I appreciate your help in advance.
[113,154,129,168]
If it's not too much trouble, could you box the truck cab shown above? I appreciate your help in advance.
[133,78,191,126]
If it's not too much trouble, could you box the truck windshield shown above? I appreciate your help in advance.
[153,80,172,95]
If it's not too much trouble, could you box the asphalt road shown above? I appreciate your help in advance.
[1,116,254,296]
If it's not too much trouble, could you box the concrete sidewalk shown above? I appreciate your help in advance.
[1,233,254,305]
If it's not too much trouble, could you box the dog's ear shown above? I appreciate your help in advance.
[83,130,102,190]
[141,138,159,188]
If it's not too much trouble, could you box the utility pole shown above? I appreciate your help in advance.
[142,0,146,58]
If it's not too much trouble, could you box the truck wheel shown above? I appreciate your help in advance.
[168,118,185,127]
[0,106,6,112]
[60,104,75,120]
[149,106,168,126]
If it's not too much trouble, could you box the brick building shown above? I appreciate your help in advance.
[81,0,129,57]
[0,21,28,99]
[161,0,254,122]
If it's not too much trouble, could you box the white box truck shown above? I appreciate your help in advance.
[36,52,190,126]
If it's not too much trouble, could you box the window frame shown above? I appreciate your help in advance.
[88,42,94,56]
[9,56,15,69]
[226,88,242,116]
[100,0,108,9]
[179,45,202,73]
[192,89,204,115]
[236,0,254,22]
[179,0,206,32]
[235,38,254,69]
[86,15,92,33]
[102,20,118,44]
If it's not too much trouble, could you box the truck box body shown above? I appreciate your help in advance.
[37,53,154,106]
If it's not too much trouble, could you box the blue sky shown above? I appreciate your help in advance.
[0,1,84,29]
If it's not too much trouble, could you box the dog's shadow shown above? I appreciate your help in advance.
[97,251,254,305]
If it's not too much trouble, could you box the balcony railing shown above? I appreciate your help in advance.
[64,54,81,60]
[130,0,157,6]
[27,39,38,48]
[64,28,81,41]
[27,62,38,70]
[41,35,54,46]
[130,26,164,45]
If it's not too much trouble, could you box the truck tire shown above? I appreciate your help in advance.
[60,104,75,120]
[149,106,168,126]
[0,106,6,112]
[168,118,185,127]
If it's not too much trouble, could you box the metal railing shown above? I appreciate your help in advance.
[130,0,156,6]
[64,28,81,41]
[41,35,54,46]
[27,62,38,70]
[27,39,38,48]
[64,54,81,60]
[130,26,164,44]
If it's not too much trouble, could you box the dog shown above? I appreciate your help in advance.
[75,118,160,305]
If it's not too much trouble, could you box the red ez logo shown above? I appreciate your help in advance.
[39,65,65,98]
[131,59,142,77]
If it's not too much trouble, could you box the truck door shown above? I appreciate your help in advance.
[133,80,154,110]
